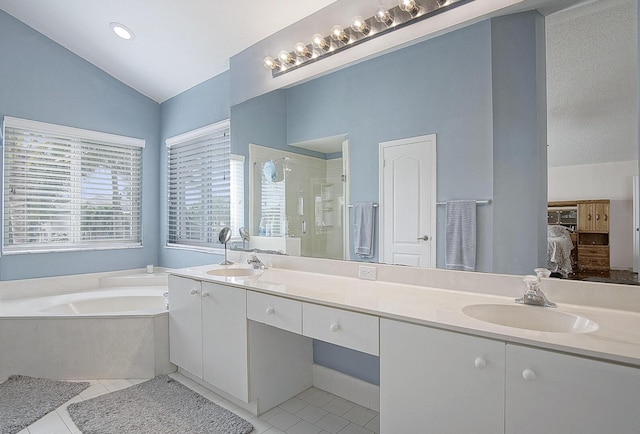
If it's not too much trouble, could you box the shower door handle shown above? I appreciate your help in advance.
[417,235,429,241]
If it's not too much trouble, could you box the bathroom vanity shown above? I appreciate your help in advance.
[168,255,640,434]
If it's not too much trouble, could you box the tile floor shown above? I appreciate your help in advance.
[17,373,379,434]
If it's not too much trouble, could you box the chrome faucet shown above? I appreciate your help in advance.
[247,252,267,270]
[515,268,556,308]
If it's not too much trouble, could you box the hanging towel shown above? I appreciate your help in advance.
[353,202,375,258]
[445,200,477,271]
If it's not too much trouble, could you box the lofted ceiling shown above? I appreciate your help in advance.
[0,0,339,102]
[0,0,601,104]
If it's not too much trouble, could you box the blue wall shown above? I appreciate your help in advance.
[226,12,546,384]
[159,72,231,268]
[0,10,161,280]
[0,7,546,386]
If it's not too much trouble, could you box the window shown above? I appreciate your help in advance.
[2,116,144,253]
[167,120,244,249]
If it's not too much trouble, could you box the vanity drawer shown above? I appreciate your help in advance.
[247,291,302,334]
[302,303,379,355]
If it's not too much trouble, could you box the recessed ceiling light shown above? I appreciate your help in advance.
[110,22,134,40]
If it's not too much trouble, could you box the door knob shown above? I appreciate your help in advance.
[417,235,429,241]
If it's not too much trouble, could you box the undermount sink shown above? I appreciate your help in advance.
[462,303,598,333]
[206,268,263,278]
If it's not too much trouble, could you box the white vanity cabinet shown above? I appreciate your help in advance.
[505,344,640,434]
[168,275,248,401]
[201,281,248,402]
[380,319,505,433]
[168,275,203,377]
[380,318,640,434]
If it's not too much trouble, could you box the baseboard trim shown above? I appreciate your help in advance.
[312,364,380,412]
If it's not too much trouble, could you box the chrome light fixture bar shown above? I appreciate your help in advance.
[263,0,473,77]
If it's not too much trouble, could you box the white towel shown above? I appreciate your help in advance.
[352,202,375,258]
[445,200,477,271]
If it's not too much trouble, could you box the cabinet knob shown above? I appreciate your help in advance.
[604,214,608,222]
[522,368,537,381]
[190,289,198,295]
[202,291,210,297]
[474,357,487,369]
[588,213,592,221]
[265,306,275,315]
[329,323,341,332]
[596,213,600,221]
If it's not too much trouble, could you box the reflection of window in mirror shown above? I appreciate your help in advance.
[258,161,286,237]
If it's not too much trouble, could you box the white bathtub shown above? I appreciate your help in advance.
[0,271,174,381]
[1,287,168,316]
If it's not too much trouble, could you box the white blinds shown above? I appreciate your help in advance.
[167,120,244,248]
[2,117,144,253]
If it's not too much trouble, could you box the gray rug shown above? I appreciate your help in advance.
[68,375,254,434]
[0,374,89,434]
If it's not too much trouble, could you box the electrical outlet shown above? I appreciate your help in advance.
[358,265,377,281]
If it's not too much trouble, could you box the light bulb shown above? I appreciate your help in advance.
[375,7,394,27]
[263,56,280,70]
[278,50,294,64]
[399,0,420,16]
[294,42,312,58]
[330,25,349,43]
[350,16,370,35]
[311,33,329,51]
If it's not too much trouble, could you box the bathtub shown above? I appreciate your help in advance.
[0,270,174,381]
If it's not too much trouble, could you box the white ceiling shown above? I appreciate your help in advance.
[547,0,638,167]
[0,0,338,103]
[0,0,599,104]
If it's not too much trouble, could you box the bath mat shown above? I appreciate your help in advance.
[68,375,254,434]
[0,374,89,434]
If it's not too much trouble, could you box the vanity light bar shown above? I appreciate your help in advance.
[263,0,474,78]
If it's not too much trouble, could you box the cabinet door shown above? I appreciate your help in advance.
[594,201,609,232]
[168,275,203,378]
[201,282,248,402]
[506,344,640,434]
[577,202,594,231]
[380,319,505,433]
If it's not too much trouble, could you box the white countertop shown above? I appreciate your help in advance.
[170,264,640,367]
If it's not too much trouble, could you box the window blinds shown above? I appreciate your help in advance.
[2,117,144,253]
[167,120,244,249]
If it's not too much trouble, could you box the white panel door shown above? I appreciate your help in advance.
[380,135,436,267]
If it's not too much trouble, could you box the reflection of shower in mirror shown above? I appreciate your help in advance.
[249,143,349,261]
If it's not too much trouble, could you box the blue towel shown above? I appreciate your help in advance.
[353,202,375,258]
[445,200,476,271]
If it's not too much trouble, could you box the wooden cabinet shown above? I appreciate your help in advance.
[577,200,609,232]
[380,319,505,433]
[506,344,640,434]
[577,200,610,272]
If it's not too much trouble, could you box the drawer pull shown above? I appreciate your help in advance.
[190,289,198,295]
[474,357,487,369]
[329,323,341,333]
[202,291,210,297]
[265,306,275,315]
[522,368,537,381]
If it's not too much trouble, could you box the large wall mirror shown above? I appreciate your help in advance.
[236,0,638,284]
